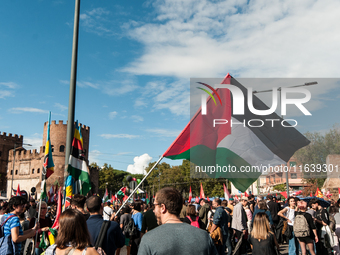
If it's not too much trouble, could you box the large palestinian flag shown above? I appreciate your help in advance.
[67,121,91,195]
[163,74,310,192]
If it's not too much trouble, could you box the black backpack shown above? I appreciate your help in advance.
[124,218,137,238]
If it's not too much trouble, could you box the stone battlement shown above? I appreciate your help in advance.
[44,120,90,130]
[0,132,23,140]
[8,148,42,161]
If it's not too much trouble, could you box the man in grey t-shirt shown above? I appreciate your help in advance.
[138,187,218,255]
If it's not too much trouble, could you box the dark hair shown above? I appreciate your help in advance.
[221,200,228,207]
[156,187,182,216]
[310,198,320,206]
[258,200,267,210]
[121,205,131,214]
[86,196,102,213]
[329,206,339,214]
[8,196,27,212]
[132,201,142,212]
[214,198,222,206]
[71,194,86,208]
[186,205,196,216]
[55,209,91,249]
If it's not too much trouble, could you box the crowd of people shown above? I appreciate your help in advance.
[1,190,340,255]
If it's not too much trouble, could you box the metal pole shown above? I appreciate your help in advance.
[116,156,163,215]
[11,143,16,197]
[65,0,80,174]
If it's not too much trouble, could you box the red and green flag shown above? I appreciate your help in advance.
[163,74,310,192]
[67,121,91,195]
[103,188,109,203]
[188,186,192,203]
[146,193,149,204]
[223,183,230,201]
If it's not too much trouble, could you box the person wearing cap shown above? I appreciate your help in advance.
[199,198,211,230]
[231,197,248,255]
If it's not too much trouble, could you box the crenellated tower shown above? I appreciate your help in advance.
[6,121,90,198]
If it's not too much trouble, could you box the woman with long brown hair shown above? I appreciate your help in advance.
[248,212,277,255]
[44,209,98,255]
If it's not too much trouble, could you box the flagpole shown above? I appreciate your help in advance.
[116,156,164,215]
[65,0,80,198]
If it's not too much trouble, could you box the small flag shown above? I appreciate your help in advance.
[195,196,199,203]
[43,112,55,178]
[223,183,230,201]
[244,191,249,197]
[315,187,323,198]
[338,188,340,199]
[64,175,74,209]
[16,184,22,196]
[310,192,313,197]
[234,195,239,201]
[146,193,149,204]
[67,121,91,195]
[200,183,205,199]
[280,191,287,199]
[48,187,62,245]
[40,180,47,200]
[103,188,109,203]
[188,186,192,203]
[207,197,210,202]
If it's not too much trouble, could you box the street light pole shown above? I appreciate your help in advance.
[11,143,32,197]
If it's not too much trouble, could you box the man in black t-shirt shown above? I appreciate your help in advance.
[310,198,329,254]
[267,195,281,229]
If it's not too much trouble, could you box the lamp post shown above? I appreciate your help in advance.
[11,143,32,197]
[253,81,317,198]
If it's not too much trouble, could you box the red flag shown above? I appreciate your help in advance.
[207,197,210,202]
[234,195,239,200]
[280,191,287,199]
[315,187,323,198]
[223,183,230,200]
[244,191,249,197]
[310,192,313,197]
[16,184,22,196]
[188,186,192,203]
[123,195,129,201]
[195,196,199,203]
[51,187,62,229]
[121,187,127,194]
[200,183,205,199]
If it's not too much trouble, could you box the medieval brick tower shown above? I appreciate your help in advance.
[6,120,90,197]
[0,133,23,194]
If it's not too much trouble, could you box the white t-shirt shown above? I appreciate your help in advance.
[285,207,295,226]
[103,206,113,221]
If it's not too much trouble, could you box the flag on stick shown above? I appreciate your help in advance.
[16,184,22,196]
[223,183,230,201]
[103,188,109,203]
[43,112,54,178]
[200,183,205,199]
[67,121,91,195]
[162,74,310,192]
[40,180,47,200]
[188,186,192,203]
[315,187,323,198]
[64,175,74,209]
[48,187,62,245]
[146,193,149,204]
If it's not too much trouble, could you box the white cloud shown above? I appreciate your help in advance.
[54,103,67,112]
[89,150,102,164]
[127,153,152,175]
[80,7,115,36]
[24,133,43,152]
[103,79,139,96]
[122,0,340,78]
[146,128,181,137]
[9,107,49,114]
[131,115,144,122]
[0,82,17,99]
[100,134,140,139]
[109,111,118,119]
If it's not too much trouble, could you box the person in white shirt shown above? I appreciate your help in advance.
[103,201,114,221]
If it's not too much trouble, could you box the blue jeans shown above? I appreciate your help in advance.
[289,231,300,255]
[225,233,232,255]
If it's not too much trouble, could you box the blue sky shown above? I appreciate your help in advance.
[1,0,340,175]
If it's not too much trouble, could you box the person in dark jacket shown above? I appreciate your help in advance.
[86,196,125,255]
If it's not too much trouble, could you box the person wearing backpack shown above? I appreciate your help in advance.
[294,201,318,255]
[210,198,229,255]
[1,196,38,255]
[182,204,202,228]
[130,201,143,255]
[86,196,125,255]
